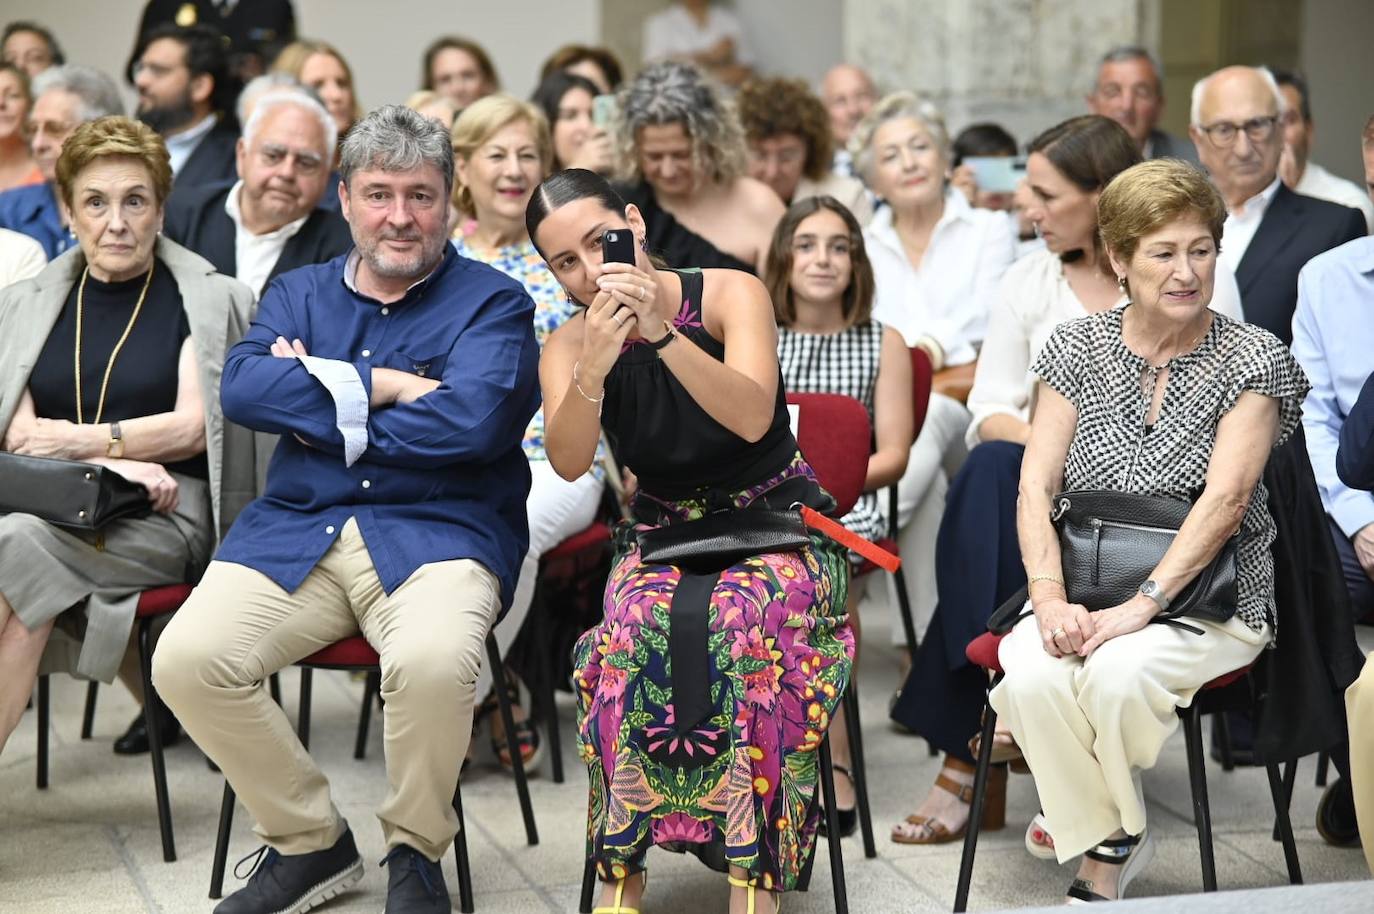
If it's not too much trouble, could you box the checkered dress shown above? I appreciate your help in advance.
[778,319,887,546]
[1032,306,1309,633]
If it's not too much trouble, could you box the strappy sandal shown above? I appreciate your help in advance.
[969,721,1031,774]
[481,672,542,773]
[816,764,857,838]
[727,874,780,914]
[1024,810,1056,860]
[1066,829,1154,904]
[593,871,646,914]
[890,758,1006,845]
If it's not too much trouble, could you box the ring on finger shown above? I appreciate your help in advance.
[612,312,625,326]
[1051,627,1065,639]
[637,285,645,301]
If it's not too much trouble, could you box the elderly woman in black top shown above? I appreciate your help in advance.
[0,116,254,756]
[993,159,1308,903]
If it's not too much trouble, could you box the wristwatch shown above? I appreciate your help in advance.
[1138,579,1170,612]
[106,421,125,458]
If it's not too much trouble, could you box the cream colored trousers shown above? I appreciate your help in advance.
[990,610,1267,862]
[1346,653,1374,875]
[152,519,501,861]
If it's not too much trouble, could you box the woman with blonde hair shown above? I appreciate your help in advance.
[450,95,606,774]
[271,39,361,141]
[0,63,39,191]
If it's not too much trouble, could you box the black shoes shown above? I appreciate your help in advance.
[112,697,182,755]
[215,828,364,914]
[382,845,451,913]
[1317,777,1361,847]
[817,764,858,838]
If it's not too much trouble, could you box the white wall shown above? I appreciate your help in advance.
[1301,0,1374,184]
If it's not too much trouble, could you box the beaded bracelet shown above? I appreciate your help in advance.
[1027,573,1065,588]
[572,361,605,413]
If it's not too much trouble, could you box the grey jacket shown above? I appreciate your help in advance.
[0,235,258,542]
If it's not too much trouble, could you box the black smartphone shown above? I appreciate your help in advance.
[601,228,636,265]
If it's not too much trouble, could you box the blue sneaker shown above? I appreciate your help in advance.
[215,827,364,913]
[381,845,451,913]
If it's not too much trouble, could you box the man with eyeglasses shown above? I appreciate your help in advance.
[133,23,241,203]
[1272,68,1374,233]
[1190,65,1365,345]
[1086,45,1198,164]
[163,86,349,302]
[0,64,123,259]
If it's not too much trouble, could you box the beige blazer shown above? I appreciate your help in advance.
[793,172,875,226]
[0,235,258,542]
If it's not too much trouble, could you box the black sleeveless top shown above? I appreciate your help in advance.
[600,269,797,500]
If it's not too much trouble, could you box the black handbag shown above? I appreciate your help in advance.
[637,507,810,574]
[988,489,1238,636]
[0,452,153,530]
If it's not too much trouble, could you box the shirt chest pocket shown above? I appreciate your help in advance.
[379,349,449,379]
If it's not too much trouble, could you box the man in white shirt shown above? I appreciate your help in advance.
[1273,68,1374,233]
[641,0,754,88]
[162,87,350,299]
[0,227,45,288]
[1191,65,1364,343]
[821,63,878,177]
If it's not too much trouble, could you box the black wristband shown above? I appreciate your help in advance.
[648,320,678,350]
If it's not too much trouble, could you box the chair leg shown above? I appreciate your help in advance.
[36,674,49,790]
[953,693,998,913]
[487,633,538,846]
[1272,758,1300,842]
[81,680,99,739]
[268,671,282,706]
[452,779,475,913]
[297,668,313,752]
[1214,712,1236,772]
[818,736,849,914]
[533,584,565,784]
[578,857,597,914]
[1266,762,1303,885]
[1183,705,1217,891]
[354,670,379,760]
[1315,750,1330,788]
[139,618,177,861]
[841,685,876,859]
[209,781,236,898]
[890,566,920,659]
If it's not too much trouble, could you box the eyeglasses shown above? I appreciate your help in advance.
[1196,115,1279,147]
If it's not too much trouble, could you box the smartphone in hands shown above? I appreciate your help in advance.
[592,94,618,129]
[965,156,1026,194]
[602,228,636,265]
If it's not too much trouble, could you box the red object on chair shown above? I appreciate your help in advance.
[910,346,933,442]
[300,636,379,668]
[965,631,1006,674]
[787,392,871,515]
[136,584,194,617]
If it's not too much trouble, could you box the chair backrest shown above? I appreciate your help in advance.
[787,392,871,516]
[910,345,934,442]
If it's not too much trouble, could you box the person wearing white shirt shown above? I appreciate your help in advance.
[1274,69,1374,233]
[0,226,45,287]
[851,92,1015,645]
[641,0,754,89]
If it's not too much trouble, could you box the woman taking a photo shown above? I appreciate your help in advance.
[995,158,1305,903]
[529,168,854,914]
[530,71,615,174]
[769,195,912,834]
[0,116,254,755]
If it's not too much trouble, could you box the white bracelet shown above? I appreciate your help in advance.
[572,361,605,409]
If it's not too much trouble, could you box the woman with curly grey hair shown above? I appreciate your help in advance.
[613,61,783,273]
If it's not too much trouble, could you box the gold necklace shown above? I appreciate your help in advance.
[74,262,156,425]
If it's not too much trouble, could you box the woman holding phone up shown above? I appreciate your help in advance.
[529,168,856,914]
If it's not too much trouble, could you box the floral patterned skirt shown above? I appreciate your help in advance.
[573,457,854,892]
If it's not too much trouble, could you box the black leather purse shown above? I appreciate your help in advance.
[1052,489,1238,625]
[0,452,152,530]
[637,507,810,574]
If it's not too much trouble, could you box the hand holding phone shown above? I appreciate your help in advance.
[601,228,636,265]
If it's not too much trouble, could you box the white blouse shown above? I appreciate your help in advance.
[867,188,1016,367]
[965,248,1246,448]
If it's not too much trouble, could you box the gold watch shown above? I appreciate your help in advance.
[106,421,125,458]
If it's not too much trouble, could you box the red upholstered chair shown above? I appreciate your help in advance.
[206,634,525,913]
[951,630,1302,912]
[34,583,192,862]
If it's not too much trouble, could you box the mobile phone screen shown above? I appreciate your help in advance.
[966,156,1025,194]
[592,94,617,129]
[602,228,636,265]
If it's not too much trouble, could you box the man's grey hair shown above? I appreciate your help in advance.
[339,104,454,193]
[236,72,306,126]
[615,60,746,184]
[243,86,337,157]
[1189,65,1287,127]
[31,65,123,122]
[1093,45,1164,93]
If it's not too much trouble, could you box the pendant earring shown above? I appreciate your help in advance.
[1116,275,1127,291]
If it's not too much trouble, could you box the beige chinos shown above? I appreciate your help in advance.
[989,610,1267,862]
[152,519,501,861]
[1346,654,1374,875]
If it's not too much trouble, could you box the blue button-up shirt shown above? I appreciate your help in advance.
[217,244,540,610]
[1293,236,1374,538]
[0,182,74,260]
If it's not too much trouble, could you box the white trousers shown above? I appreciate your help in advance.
[477,459,603,701]
[1347,652,1374,875]
[871,393,970,644]
[990,610,1267,862]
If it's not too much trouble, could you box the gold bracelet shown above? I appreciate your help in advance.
[1027,574,1064,588]
[572,361,605,410]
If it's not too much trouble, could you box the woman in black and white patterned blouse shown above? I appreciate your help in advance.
[768,195,913,834]
[992,159,1309,903]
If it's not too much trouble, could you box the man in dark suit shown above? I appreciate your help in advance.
[125,0,295,83]
[163,86,350,300]
[133,23,241,202]
[1087,46,1199,165]
[1191,65,1365,344]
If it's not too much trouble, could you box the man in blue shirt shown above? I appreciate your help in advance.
[153,106,539,914]
[1292,234,1374,621]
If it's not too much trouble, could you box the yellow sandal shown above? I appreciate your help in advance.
[593,872,645,914]
[727,874,781,914]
